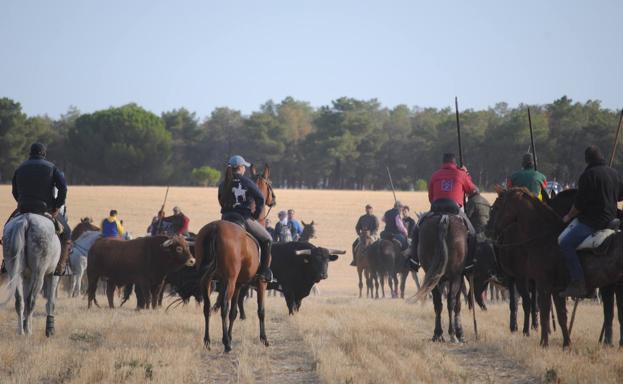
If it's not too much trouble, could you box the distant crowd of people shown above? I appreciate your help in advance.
[265,209,303,243]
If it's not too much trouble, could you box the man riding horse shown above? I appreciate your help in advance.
[559,145,623,298]
[409,153,478,270]
[218,155,273,282]
[350,204,379,266]
[1,143,71,276]
[508,153,548,199]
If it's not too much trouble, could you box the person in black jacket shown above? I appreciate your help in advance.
[218,155,273,282]
[7,143,71,276]
[350,204,379,266]
[559,145,623,297]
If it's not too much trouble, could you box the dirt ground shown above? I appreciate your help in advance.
[1,186,622,383]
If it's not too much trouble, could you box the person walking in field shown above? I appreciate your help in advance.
[1,143,72,276]
[101,210,125,239]
[507,153,547,198]
[275,210,294,243]
[350,204,379,266]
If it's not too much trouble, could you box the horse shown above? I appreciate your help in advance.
[191,164,276,352]
[548,188,623,347]
[354,230,374,298]
[412,213,468,343]
[68,230,101,297]
[487,188,574,347]
[300,221,316,242]
[1,214,61,337]
[368,238,400,298]
[71,217,99,241]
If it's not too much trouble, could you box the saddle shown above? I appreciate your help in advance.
[558,218,620,256]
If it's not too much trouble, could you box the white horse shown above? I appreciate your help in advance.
[1,213,61,336]
[69,230,101,297]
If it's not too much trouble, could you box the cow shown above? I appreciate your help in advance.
[87,235,195,309]
[236,242,344,317]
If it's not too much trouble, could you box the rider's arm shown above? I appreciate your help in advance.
[395,215,408,237]
[52,167,68,208]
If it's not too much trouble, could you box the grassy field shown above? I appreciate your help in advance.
[1,186,622,383]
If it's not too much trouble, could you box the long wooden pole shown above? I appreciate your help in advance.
[455,97,464,167]
[386,167,397,204]
[528,107,538,171]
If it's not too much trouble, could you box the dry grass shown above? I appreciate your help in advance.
[1,186,622,383]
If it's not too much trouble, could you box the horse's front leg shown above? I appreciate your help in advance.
[357,268,363,298]
[45,275,59,337]
[432,286,444,342]
[257,280,269,347]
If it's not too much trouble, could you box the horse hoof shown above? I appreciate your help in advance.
[224,345,232,353]
[523,331,530,337]
[432,335,445,343]
[262,339,270,347]
[45,328,55,337]
[450,335,460,344]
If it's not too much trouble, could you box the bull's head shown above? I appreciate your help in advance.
[295,247,344,282]
[161,236,196,267]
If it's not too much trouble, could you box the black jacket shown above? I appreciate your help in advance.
[12,156,67,213]
[575,160,623,229]
[355,214,379,235]
[218,174,265,219]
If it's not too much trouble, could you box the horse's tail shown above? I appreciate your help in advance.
[0,215,29,306]
[413,215,450,302]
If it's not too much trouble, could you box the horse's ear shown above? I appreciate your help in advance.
[250,164,257,177]
[302,221,307,226]
[262,163,270,178]
[310,220,314,225]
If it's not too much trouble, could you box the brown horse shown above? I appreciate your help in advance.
[412,214,468,343]
[71,218,99,241]
[355,230,374,298]
[368,239,400,298]
[487,188,572,347]
[194,164,276,352]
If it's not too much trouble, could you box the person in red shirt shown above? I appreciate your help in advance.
[407,153,479,272]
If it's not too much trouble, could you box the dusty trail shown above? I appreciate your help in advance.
[444,343,541,384]
[200,309,320,384]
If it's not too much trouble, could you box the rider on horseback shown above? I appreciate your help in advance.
[381,201,409,251]
[218,155,273,282]
[350,204,379,266]
[2,143,71,276]
[408,153,478,271]
[508,153,548,199]
[559,146,623,298]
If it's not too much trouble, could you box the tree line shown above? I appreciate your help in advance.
[0,96,620,190]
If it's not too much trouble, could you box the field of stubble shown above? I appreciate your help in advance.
[1,186,622,384]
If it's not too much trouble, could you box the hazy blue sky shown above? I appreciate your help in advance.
[1,0,621,118]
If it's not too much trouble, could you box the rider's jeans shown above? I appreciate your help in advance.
[559,221,594,282]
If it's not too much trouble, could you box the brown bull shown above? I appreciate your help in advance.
[87,235,195,309]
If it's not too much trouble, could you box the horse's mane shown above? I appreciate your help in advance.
[505,187,562,223]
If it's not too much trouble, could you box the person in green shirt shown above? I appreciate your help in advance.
[508,153,547,198]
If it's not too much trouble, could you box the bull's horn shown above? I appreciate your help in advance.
[295,249,312,255]
[161,239,174,247]
[326,248,346,254]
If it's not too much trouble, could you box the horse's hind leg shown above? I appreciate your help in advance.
[374,274,380,299]
[45,275,59,337]
[227,287,240,341]
[454,281,464,343]
[530,281,539,330]
[24,273,45,335]
[238,286,247,320]
[447,278,462,343]
[202,281,212,349]
[432,286,444,342]
[15,278,25,335]
[400,272,407,299]
[221,279,235,352]
[552,293,570,348]
[257,281,269,347]
[600,285,615,346]
[537,288,552,347]
[380,274,386,298]
[615,285,623,347]
[508,281,518,333]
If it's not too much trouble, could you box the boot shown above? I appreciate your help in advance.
[54,239,72,276]
[256,241,273,282]
[559,280,587,298]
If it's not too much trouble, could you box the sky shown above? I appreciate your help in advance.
[1,0,621,118]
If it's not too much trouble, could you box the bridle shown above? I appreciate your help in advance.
[253,174,276,221]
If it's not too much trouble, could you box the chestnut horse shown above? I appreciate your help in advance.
[193,164,276,352]
[354,230,374,298]
[71,217,99,241]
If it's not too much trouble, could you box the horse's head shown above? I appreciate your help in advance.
[358,229,373,247]
[547,188,577,217]
[253,163,276,210]
[300,221,316,241]
[487,188,523,239]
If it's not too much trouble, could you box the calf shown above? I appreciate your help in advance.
[87,235,195,309]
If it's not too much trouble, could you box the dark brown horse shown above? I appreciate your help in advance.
[548,188,623,347]
[368,239,400,298]
[487,188,573,347]
[193,164,276,352]
[412,214,468,343]
[71,217,99,241]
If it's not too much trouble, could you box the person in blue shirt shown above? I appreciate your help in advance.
[287,209,303,241]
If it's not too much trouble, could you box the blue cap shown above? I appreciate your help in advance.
[228,155,251,167]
